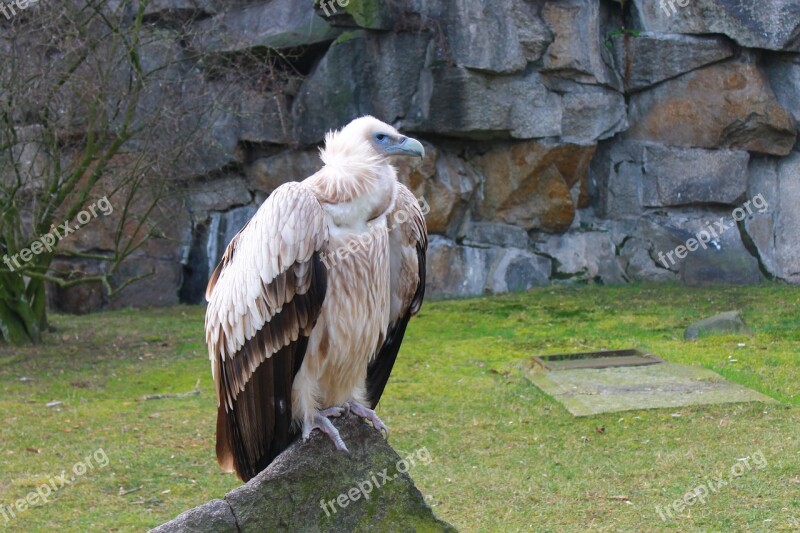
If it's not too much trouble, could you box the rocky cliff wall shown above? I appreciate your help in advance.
[53,0,800,310]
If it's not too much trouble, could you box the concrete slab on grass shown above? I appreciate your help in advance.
[525,361,776,416]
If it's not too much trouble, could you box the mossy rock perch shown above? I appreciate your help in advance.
[150,413,456,532]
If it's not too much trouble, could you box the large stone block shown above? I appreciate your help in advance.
[559,84,628,143]
[486,249,552,293]
[133,28,195,132]
[235,90,293,145]
[192,0,340,53]
[532,230,626,284]
[610,32,735,92]
[541,0,621,89]
[439,0,526,73]
[77,194,191,310]
[641,145,749,207]
[618,237,678,282]
[425,236,495,298]
[680,239,763,286]
[185,176,254,220]
[178,81,242,177]
[764,53,800,126]
[425,236,551,297]
[590,140,750,217]
[293,31,430,144]
[474,141,596,232]
[743,212,779,276]
[631,0,800,52]
[462,221,530,249]
[108,255,184,309]
[179,80,293,177]
[405,67,562,140]
[246,150,323,194]
[640,210,762,285]
[55,179,189,258]
[404,0,552,71]
[627,55,797,156]
[630,215,690,273]
[513,1,553,63]
[588,140,645,219]
[747,152,800,282]
[102,28,240,179]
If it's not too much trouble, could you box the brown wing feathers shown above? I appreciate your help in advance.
[365,239,426,408]
[207,183,329,481]
[366,188,427,408]
[215,253,326,481]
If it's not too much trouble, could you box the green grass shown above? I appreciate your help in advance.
[1,283,799,532]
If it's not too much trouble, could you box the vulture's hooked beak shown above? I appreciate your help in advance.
[387,136,425,159]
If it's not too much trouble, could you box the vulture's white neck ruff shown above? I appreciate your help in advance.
[312,133,398,230]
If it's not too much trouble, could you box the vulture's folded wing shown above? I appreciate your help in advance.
[205,182,328,481]
[366,184,427,408]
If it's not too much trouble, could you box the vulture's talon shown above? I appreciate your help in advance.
[305,412,349,454]
[346,402,390,439]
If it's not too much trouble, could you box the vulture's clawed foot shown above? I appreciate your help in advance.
[345,402,389,439]
[305,408,349,454]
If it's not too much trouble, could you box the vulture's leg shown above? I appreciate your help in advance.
[345,402,389,439]
[303,407,349,453]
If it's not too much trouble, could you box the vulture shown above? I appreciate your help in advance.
[204,116,428,481]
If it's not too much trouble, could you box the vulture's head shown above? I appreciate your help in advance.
[352,116,425,160]
[314,116,424,219]
[321,116,425,174]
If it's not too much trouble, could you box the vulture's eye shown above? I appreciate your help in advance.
[375,133,389,143]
